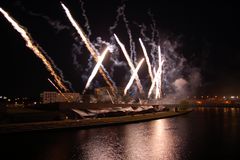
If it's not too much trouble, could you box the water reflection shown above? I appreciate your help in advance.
[69,118,190,160]
[3,107,240,160]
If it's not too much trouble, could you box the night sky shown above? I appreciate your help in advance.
[0,0,240,97]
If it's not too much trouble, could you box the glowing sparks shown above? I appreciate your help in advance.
[83,47,109,94]
[157,45,163,99]
[60,3,97,57]
[147,45,164,99]
[1,3,168,102]
[153,67,160,99]
[106,89,114,104]
[0,7,69,92]
[148,60,164,98]
[139,38,153,82]
[48,78,70,102]
[114,34,144,94]
[61,2,116,94]
[124,58,145,95]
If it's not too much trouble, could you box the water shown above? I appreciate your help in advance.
[1,107,240,160]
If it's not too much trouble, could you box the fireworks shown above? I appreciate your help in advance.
[61,2,116,94]
[83,47,109,94]
[114,34,144,95]
[1,2,175,103]
[148,60,164,98]
[124,58,145,95]
[48,78,70,102]
[139,38,153,82]
[0,7,69,92]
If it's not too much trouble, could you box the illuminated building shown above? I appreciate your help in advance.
[41,91,81,104]
[94,87,132,103]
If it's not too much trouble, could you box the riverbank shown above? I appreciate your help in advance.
[0,108,192,133]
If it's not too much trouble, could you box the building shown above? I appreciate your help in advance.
[41,91,82,104]
[94,87,133,103]
[94,87,114,103]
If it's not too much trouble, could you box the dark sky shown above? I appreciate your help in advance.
[0,0,240,97]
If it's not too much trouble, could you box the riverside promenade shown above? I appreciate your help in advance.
[0,108,192,133]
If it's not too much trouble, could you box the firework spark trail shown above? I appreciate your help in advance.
[109,5,122,35]
[79,0,91,38]
[72,42,82,69]
[149,43,157,68]
[153,67,160,99]
[148,60,164,98]
[48,78,70,102]
[151,46,163,99]
[28,11,70,33]
[121,6,136,64]
[37,45,74,91]
[138,23,150,42]
[17,3,70,33]
[0,7,69,92]
[106,89,114,104]
[61,2,116,94]
[139,38,154,82]
[148,11,156,43]
[109,4,136,64]
[149,11,159,68]
[114,34,144,94]
[135,21,157,68]
[157,45,162,98]
[124,58,145,95]
[61,3,98,56]
[83,47,109,94]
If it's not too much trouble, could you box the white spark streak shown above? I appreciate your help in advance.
[153,68,160,99]
[157,45,163,99]
[124,58,145,95]
[48,78,70,102]
[148,60,164,98]
[114,34,144,94]
[83,47,109,93]
[61,2,116,94]
[139,38,153,82]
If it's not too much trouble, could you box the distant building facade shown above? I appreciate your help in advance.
[94,87,113,103]
[41,91,81,104]
[94,87,133,103]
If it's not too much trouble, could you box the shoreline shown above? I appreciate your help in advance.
[0,109,192,134]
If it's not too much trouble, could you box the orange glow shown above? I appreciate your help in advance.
[48,78,70,102]
[224,100,231,104]
[0,7,69,92]
[196,101,202,104]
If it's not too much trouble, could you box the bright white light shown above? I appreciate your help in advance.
[139,38,153,82]
[83,47,109,93]
[124,58,145,95]
[114,34,144,94]
[60,2,115,93]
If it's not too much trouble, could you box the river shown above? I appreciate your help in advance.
[1,107,240,160]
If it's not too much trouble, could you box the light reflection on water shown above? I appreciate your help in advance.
[2,107,240,160]
[70,118,190,160]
